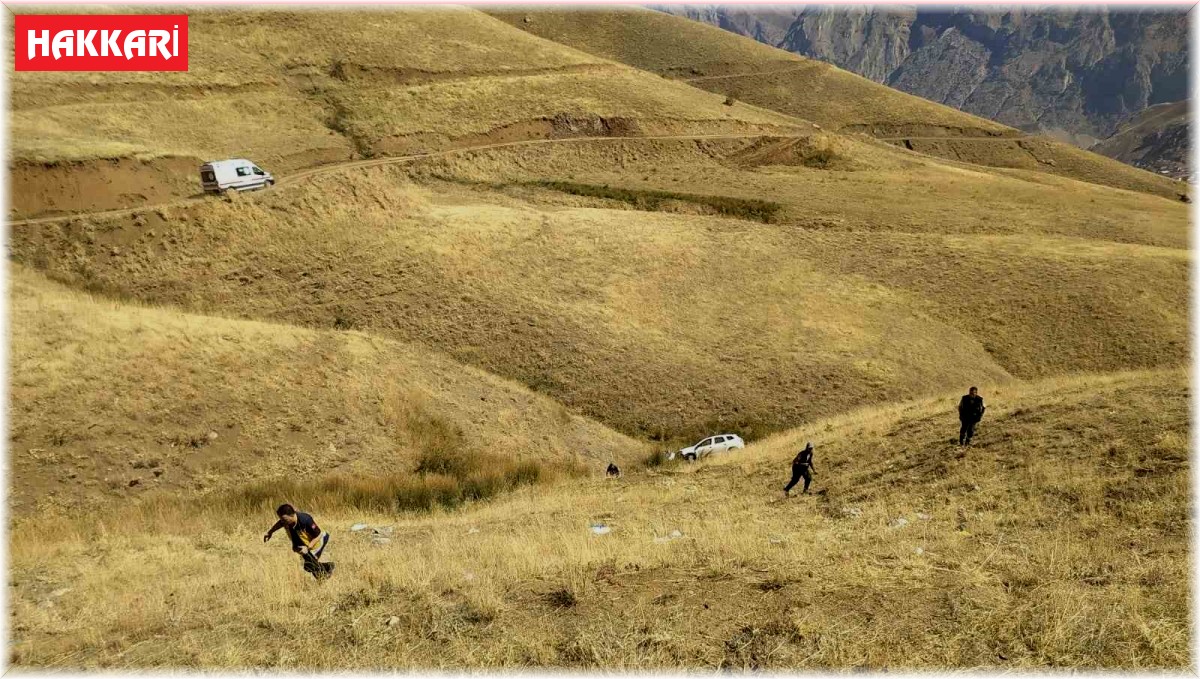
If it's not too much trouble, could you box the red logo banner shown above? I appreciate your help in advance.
[14,14,188,71]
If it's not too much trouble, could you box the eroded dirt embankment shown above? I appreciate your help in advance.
[9,156,203,220]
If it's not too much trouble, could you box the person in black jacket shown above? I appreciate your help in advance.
[264,503,333,579]
[784,442,815,497]
[957,387,986,446]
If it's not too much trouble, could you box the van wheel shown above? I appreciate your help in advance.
[267,179,275,187]
[684,453,696,462]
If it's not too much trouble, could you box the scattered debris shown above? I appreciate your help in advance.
[768,535,785,544]
[206,431,218,442]
[49,588,71,598]
[590,524,612,536]
[372,526,394,536]
[350,523,369,532]
[466,527,480,535]
[371,537,392,546]
[386,615,400,627]
[913,547,924,556]
[916,513,932,521]
[889,518,909,529]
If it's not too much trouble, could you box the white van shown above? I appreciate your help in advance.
[199,159,274,194]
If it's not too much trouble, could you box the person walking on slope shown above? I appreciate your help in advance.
[264,503,334,579]
[784,442,816,497]
[957,386,986,446]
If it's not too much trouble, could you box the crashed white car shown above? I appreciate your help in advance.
[672,434,745,461]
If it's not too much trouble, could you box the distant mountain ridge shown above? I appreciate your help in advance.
[657,5,1189,175]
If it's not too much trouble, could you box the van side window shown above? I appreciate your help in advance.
[252,167,264,176]
[236,166,252,177]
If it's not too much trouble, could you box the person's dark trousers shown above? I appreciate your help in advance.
[959,419,978,445]
[784,463,812,494]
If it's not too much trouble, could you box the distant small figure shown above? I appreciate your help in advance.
[264,503,334,579]
[957,386,987,446]
[784,442,815,497]
[606,463,621,478]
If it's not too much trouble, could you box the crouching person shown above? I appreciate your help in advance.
[264,503,334,579]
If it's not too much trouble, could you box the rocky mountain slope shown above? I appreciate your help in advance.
[659,6,1190,172]
[1091,100,1190,179]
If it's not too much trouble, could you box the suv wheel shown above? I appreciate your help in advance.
[684,453,697,462]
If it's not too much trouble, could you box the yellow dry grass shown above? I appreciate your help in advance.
[425,135,1189,248]
[8,7,805,167]
[10,369,1188,669]
[10,154,1189,444]
[8,265,643,517]
[5,8,1191,670]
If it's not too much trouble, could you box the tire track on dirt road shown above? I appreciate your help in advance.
[7,131,800,227]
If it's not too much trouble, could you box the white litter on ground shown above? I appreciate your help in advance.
[653,529,684,544]
[590,524,612,535]
[350,523,369,532]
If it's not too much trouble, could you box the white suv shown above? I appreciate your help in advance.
[675,434,745,461]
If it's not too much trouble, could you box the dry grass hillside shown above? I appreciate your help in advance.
[8,7,808,218]
[490,8,1186,200]
[9,369,1188,669]
[9,151,1188,442]
[6,8,1191,671]
[9,265,644,517]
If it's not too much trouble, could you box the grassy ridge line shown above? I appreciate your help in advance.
[7,131,809,227]
[490,8,1185,200]
[10,368,1187,668]
[8,266,645,517]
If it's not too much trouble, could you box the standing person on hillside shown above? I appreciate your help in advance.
[264,503,334,579]
[783,442,816,497]
[957,386,986,446]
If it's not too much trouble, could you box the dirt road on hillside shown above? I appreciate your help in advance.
[7,132,803,227]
